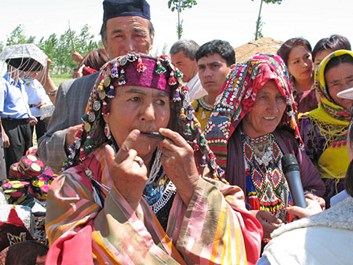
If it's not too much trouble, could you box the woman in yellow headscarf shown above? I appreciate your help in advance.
[299,49,353,206]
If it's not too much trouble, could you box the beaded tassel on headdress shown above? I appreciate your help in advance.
[155,59,166,74]
[168,72,177,86]
[137,57,146,72]
[118,69,126,85]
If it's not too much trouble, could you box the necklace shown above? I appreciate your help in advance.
[197,97,213,120]
[244,133,274,167]
[242,132,289,222]
[143,148,176,214]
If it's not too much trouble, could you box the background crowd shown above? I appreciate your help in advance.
[0,0,352,264]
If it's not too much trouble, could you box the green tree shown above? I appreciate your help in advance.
[6,25,36,45]
[74,24,102,63]
[4,24,102,75]
[38,34,58,66]
[168,0,197,39]
[252,0,283,40]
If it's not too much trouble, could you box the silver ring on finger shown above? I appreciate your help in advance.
[133,157,144,167]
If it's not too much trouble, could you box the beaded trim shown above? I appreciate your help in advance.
[197,97,214,112]
[247,134,270,145]
[64,53,225,181]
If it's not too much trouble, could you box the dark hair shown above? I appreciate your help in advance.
[169,40,199,60]
[345,123,353,197]
[5,241,48,265]
[324,53,353,77]
[312,34,351,60]
[277,37,312,66]
[100,20,155,45]
[80,48,109,71]
[195,39,236,66]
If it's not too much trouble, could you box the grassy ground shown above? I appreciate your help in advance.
[52,74,71,87]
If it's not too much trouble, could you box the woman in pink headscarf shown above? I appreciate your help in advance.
[45,53,262,265]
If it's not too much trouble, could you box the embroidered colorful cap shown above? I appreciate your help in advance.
[8,163,22,180]
[103,0,150,22]
[17,155,45,180]
[1,180,30,205]
[0,206,34,252]
[29,173,56,201]
[115,54,172,93]
[337,87,353,100]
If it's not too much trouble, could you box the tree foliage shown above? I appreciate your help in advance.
[252,0,283,40]
[6,25,36,45]
[1,24,102,74]
[167,0,197,39]
[167,0,197,11]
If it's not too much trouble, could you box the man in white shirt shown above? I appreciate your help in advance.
[170,40,207,102]
[23,75,52,141]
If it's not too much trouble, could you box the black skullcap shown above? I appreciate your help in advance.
[103,0,150,22]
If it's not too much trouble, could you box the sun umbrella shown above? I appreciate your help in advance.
[0,44,47,72]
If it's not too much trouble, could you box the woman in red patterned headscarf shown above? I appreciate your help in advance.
[205,53,325,242]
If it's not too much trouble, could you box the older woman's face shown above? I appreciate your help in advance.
[242,80,287,138]
[326,62,353,110]
[104,86,170,158]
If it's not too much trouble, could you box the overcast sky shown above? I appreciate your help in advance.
[1,0,352,53]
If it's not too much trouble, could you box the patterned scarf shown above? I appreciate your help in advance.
[300,49,353,180]
[314,49,353,121]
[205,53,301,170]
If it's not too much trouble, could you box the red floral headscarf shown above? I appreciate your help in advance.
[205,53,302,170]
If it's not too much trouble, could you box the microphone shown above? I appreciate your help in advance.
[282,154,307,208]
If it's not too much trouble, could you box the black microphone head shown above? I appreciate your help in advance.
[282,154,300,173]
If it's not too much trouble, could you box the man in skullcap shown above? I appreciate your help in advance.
[38,0,155,173]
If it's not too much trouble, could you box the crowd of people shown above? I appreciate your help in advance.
[0,0,353,264]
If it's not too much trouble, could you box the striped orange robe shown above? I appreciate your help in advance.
[45,146,262,264]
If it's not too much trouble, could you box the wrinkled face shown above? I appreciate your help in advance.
[104,16,152,58]
[326,62,353,110]
[104,86,170,159]
[287,45,313,82]
[242,80,287,138]
[171,51,198,83]
[314,50,333,70]
[197,53,232,96]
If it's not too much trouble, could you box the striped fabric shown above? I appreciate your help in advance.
[45,146,262,264]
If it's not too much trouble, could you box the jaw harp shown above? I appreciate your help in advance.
[141,131,165,140]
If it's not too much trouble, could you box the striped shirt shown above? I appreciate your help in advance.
[45,145,262,264]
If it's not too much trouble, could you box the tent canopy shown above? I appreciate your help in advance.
[235,37,283,63]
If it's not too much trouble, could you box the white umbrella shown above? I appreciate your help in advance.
[0,44,47,71]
